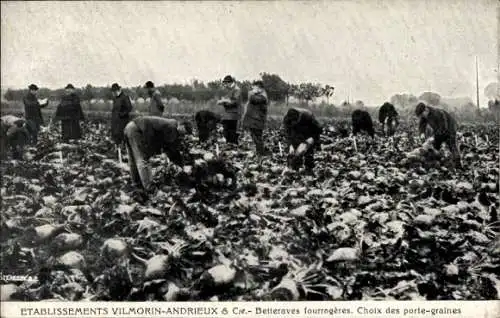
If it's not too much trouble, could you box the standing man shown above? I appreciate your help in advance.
[415,102,462,169]
[241,80,269,156]
[144,81,165,116]
[378,102,399,137]
[53,84,85,142]
[283,107,323,175]
[217,75,242,145]
[110,83,133,146]
[23,84,48,144]
[124,116,193,196]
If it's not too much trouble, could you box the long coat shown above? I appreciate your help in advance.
[148,90,165,116]
[242,88,268,131]
[219,85,242,121]
[378,103,398,124]
[111,92,133,144]
[283,107,323,148]
[131,116,183,160]
[54,93,85,141]
[23,93,47,129]
[1,115,30,160]
[418,106,457,138]
[195,110,221,142]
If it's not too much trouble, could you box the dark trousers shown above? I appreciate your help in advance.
[25,120,39,145]
[288,142,315,171]
[222,120,238,144]
[198,128,210,143]
[249,128,265,155]
[434,134,462,168]
[197,121,217,142]
[382,118,397,137]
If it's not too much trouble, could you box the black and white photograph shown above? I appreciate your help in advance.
[1,0,499,311]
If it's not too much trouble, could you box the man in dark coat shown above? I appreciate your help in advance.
[242,80,269,156]
[195,109,221,143]
[145,81,165,116]
[53,84,85,142]
[124,116,193,194]
[415,102,462,169]
[110,83,133,145]
[378,102,399,137]
[283,107,322,174]
[23,84,48,144]
[1,115,31,160]
[217,75,242,145]
[352,109,375,138]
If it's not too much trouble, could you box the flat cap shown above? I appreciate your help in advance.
[28,84,39,90]
[111,83,121,91]
[65,84,75,89]
[222,75,234,83]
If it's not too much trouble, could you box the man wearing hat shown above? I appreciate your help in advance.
[144,81,165,116]
[217,75,242,145]
[111,83,133,146]
[283,107,323,175]
[23,84,48,144]
[241,80,269,156]
[53,84,85,142]
[415,102,462,169]
[123,116,193,197]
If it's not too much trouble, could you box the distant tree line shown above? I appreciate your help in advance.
[2,73,333,106]
[3,74,498,120]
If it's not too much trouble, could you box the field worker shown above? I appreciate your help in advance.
[217,75,242,145]
[123,116,193,195]
[378,102,399,137]
[352,109,375,138]
[23,84,49,144]
[53,84,85,142]
[415,102,462,169]
[0,115,31,160]
[195,109,221,142]
[241,80,269,156]
[144,81,165,116]
[283,107,323,175]
[110,83,133,145]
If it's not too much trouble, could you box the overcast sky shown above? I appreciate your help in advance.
[1,0,498,105]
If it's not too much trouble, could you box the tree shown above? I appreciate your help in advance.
[3,89,16,101]
[418,92,441,106]
[321,85,335,104]
[136,86,147,99]
[294,83,322,105]
[488,99,500,122]
[82,84,94,101]
[484,82,499,100]
[207,80,223,99]
[237,80,252,102]
[354,100,365,108]
[390,93,418,108]
[286,83,299,105]
[260,73,289,102]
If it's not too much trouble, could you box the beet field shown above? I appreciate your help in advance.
[0,117,499,301]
